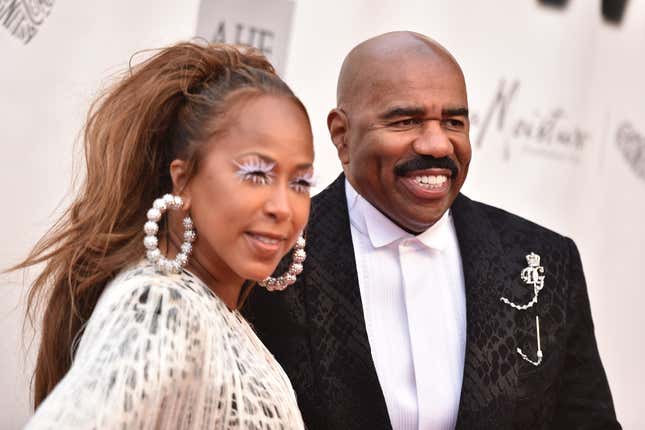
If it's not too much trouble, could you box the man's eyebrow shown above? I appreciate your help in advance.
[378,106,469,121]
[378,106,426,121]
[443,107,469,117]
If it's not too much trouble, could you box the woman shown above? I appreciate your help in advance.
[16,41,313,429]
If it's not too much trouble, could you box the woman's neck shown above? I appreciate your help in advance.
[185,255,243,310]
[162,229,243,311]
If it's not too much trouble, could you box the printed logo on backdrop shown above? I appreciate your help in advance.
[471,79,590,164]
[196,0,295,76]
[615,122,645,181]
[0,0,54,44]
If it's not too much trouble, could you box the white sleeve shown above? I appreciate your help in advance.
[25,277,214,430]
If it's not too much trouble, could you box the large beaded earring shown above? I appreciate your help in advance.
[143,194,196,274]
[258,235,306,291]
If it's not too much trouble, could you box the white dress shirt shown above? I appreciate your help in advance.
[345,179,467,430]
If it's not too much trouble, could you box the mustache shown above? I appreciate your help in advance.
[394,156,458,178]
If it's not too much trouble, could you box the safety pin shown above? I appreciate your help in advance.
[516,315,543,366]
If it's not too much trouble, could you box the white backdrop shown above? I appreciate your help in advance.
[1,0,643,428]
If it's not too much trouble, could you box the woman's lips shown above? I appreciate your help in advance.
[244,231,285,257]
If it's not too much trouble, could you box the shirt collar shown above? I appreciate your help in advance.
[345,178,452,251]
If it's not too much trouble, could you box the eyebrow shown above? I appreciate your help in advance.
[379,106,426,121]
[237,152,313,170]
[294,162,315,170]
[443,107,469,117]
[378,105,469,121]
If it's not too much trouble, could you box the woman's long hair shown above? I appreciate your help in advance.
[11,41,309,407]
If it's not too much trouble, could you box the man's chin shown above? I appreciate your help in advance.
[390,197,454,233]
[384,209,444,234]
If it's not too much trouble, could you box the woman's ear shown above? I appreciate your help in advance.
[169,159,192,210]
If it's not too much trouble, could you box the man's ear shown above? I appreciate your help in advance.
[327,108,350,165]
[169,159,192,210]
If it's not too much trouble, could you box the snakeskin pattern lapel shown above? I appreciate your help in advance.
[451,194,519,428]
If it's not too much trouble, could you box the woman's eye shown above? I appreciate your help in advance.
[290,171,315,194]
[234,158,276,185]
[243,171,273,185]
[290,179,312,194]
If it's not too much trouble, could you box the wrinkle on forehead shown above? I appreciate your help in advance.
[337,31,465,110]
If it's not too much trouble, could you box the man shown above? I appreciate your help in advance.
[245,31,620,429]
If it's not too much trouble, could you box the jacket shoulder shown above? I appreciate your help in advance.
[459,194,570,244]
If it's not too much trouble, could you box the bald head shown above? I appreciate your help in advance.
[336,31,464,109]
[327,31,471,233]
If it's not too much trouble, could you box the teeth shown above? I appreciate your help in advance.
[253,234,279,244]
[413,175,448,186]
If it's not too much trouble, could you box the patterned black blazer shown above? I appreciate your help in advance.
[244,174,620,430]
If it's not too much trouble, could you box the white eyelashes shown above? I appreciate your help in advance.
[291,170,316,193]
[234,158,277,185]
[234,157,315,193]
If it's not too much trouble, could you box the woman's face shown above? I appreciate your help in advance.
[179,94,314,284]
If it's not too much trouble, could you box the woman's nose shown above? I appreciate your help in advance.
[264,184,291,222]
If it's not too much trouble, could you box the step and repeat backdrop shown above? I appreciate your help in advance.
[1,0,643,427]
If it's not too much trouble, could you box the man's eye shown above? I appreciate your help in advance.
[390,118,422,127]
[443,119,465,129]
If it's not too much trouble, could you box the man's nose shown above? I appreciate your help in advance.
[412,121,454,158]
[264,184,292,222]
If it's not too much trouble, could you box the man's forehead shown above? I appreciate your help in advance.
[372,50,461,81]
[357,65,467,112]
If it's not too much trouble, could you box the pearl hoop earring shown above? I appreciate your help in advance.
[258,235,306,291]
[143,194,196,274]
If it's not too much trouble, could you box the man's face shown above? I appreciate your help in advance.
[340,55,471,233]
